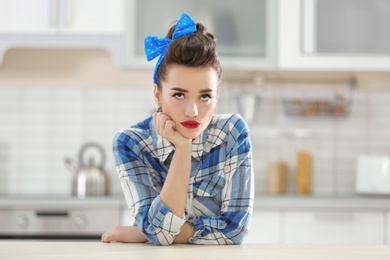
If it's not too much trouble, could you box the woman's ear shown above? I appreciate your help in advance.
[153,84,162,107]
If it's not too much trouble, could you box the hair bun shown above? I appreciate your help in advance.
[166,22,216,42]
[196,23,216,42]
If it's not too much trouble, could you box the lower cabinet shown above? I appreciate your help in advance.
[387,211,390,245]
[248,209,385,244]
[246,210,281,243]
[284,210,385,244]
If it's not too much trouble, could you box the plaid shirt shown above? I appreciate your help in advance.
[113,113,254,245]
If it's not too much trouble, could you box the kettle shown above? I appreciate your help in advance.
[65,142,110,198]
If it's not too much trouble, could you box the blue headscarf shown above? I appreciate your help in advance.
[144,13,197,84]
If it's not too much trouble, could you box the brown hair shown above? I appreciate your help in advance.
[156,22,222,89]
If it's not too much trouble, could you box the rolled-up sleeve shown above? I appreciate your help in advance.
[144,195,186,244]
[113,132,186,245]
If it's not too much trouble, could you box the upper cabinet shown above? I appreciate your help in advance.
[278,0,390,71]
[0,0,53,34]
[302,0,390,55]
[124,0,277,70]
[0,0,125,65]
[2,0,390,71]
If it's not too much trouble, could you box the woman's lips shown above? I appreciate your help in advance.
[180,120,201,129]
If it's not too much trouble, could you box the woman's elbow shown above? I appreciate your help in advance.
[230,233,247,245]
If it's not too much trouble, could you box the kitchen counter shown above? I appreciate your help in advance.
[1,242,390,260]
[254,195,390,209]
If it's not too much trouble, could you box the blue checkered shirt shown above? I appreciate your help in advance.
[113,113,254,245]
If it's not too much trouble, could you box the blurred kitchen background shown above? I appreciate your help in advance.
[1,0,390,244]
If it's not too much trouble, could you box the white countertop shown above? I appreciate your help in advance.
[1,242,389,260]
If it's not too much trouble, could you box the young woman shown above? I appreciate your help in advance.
[101,13,254,246]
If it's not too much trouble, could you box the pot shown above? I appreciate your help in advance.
[65,142,110,198]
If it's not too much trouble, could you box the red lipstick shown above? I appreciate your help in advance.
[181,120,201,129]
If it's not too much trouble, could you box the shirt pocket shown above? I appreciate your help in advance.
[192,175,225,216]
[193,175,225,197]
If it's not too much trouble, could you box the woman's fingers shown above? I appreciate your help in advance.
[153,112,191,147]
[165,120,175,133]
[101,231,113,243]
[154,112,174,137]
[152,112,157,129]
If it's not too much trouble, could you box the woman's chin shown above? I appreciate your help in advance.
[179,128,202,140]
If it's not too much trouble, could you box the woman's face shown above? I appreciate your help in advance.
[154,65,219,140]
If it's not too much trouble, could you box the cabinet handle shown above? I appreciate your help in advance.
[301,0,316,54]
[48,0,58,28]
[314,213,355,221]
[59,0,70,28]
[35,211,69,217]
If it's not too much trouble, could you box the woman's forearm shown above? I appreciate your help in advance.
[159,144,192,218]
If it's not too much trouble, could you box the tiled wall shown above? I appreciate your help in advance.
[0,85,389,197]
[0,86,156,195]
[244,85,390,196]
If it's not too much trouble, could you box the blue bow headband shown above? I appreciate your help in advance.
[144,13,197,84]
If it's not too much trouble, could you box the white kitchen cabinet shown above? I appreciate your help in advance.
[302,0,390,55]
[278,0,390,71]
[0,0,124,65]
[284,209,385,244]
[57,0,124,35]
[124,0,276,70]
[386,211,390,245]
[246,210,281,243]
[0,0,124,34]
[0,0,52,34]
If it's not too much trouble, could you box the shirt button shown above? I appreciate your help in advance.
[149,226,156,232]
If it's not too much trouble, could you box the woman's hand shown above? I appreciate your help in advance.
[153,111,193,219]
[153,112,191,148]
[101,226,147,243]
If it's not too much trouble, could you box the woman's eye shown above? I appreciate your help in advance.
[173,93,185,99]
[200,94,212,101]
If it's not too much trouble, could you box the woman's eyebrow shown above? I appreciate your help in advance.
[170,87,214,93]
[170,87,188,93]
[199,88,214,93]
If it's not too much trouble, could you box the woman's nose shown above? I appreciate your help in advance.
[185,102,198,117]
